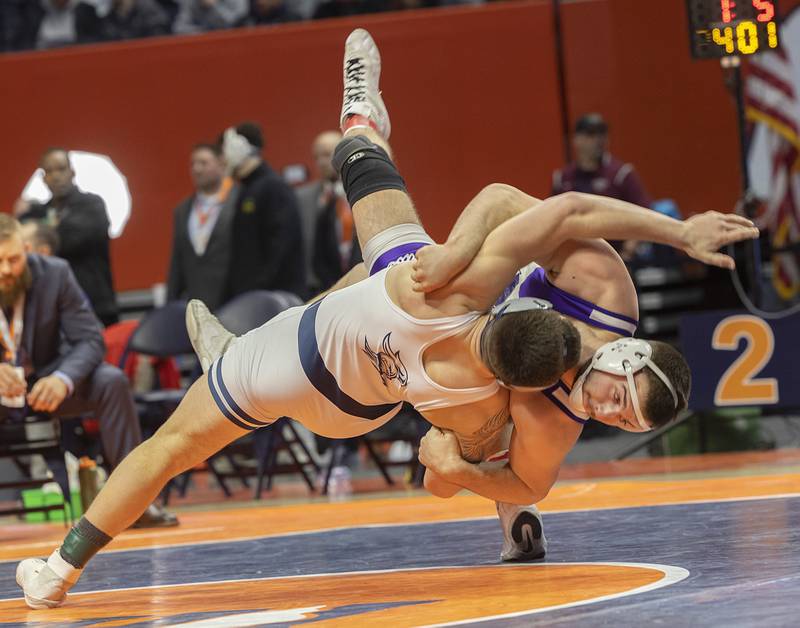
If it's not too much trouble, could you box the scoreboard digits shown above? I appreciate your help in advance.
[687,0,780,58]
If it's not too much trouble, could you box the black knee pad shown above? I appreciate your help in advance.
[332,135,407,206]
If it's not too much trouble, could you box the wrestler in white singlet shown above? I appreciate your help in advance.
[208,227,499,438]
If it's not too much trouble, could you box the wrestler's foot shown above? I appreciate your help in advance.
[497,502,547,562]
[341,28,391,139]
[186,300,235,373]
[16,551,80,609]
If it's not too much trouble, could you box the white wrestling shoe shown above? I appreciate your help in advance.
[497,502,548,562]
[341,28,391,140]
[16,550,81,609]
[186,299,235,373]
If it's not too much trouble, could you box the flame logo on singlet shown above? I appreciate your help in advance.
[363,332,408,388]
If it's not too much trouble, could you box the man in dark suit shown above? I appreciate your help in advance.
[220,122,306,300]
[18,148,119,326]
[166,143,237,310]
[0,215,175,527]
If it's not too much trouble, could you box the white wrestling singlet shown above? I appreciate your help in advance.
[208,265,499,438]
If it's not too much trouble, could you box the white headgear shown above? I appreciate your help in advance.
[222,127,256,174]
[480,297,556,392]
[568,338,677,432]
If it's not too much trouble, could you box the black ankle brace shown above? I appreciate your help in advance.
[332,135,407,206]
[59,516,113,569]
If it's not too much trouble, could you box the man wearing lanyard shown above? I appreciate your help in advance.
[166,143,237,310]
[0,214,176,528]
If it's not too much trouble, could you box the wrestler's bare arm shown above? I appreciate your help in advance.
[433,193,759,312]
[420,395,581,504]
[411,183,542,292]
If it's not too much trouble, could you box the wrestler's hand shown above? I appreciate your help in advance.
[418,427,462,476]
[0,364,26,398]
[27,376,68,413]
[411,243,472,292]
[681,211,759,270]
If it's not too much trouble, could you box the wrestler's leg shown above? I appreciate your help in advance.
[16,377,251,608]
[84,377,246,535]
[337,29,422,249]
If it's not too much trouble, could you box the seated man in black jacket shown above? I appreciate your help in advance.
[18,148,119,326]
[0,214,175,528]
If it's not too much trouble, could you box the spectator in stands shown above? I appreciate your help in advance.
[77,0,171,42]
[32,0,85,49]
[166,143,237,310]
[552,113,652,259]
[221,121,306,300]
[0,215,176,527]
[237,0,302,25]
[17,149,119,327]
[173,0,247,33]
[312,0,385,19]
[20,221,60,257]
[296,130,361,295]
[155,0,180,23]
[0,1,40,51]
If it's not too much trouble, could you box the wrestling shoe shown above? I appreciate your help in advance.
[497,501,548,562]
[186,299,235,373]
[341,28,391,139]
[16,550,81,609]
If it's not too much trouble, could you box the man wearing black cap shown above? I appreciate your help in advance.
[552,114,652,258]
[220,121,306,301]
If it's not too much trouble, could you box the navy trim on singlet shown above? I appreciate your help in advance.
[370,242,429,275]
[215,357,271,427]
[542,380,588,425]
[298,300,402,420]
[208,360,257,431]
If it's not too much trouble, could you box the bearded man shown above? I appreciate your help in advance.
[0,214,175,528]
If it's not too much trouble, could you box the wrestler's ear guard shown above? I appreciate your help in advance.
[569,338,677,432]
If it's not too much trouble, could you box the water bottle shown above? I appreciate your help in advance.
[327,466,353,501]
[78,457,99,514]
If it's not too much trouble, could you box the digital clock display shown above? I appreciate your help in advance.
[687,0,780,58]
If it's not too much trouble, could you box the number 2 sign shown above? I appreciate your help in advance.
[679,310,795,410]
[712,315,779,405]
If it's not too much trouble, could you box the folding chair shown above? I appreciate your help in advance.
[110,302,216,503]
[320,404,429,494]
[0,415,72,522]
[212,290,318,498]
[165,290,319,503]
[117,301,194,406]
[215,289,302,335]
[253,418,320,498]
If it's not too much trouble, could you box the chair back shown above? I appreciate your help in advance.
[216,290,301,336]
[124,301,192,359]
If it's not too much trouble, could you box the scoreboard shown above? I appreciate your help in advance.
[687,0,780,58]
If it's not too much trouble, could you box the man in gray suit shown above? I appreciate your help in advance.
[166,143,237,310]
[295,130,362,295]
[0,214,175,527]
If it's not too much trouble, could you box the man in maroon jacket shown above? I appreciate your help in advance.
[552,113,652,259]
